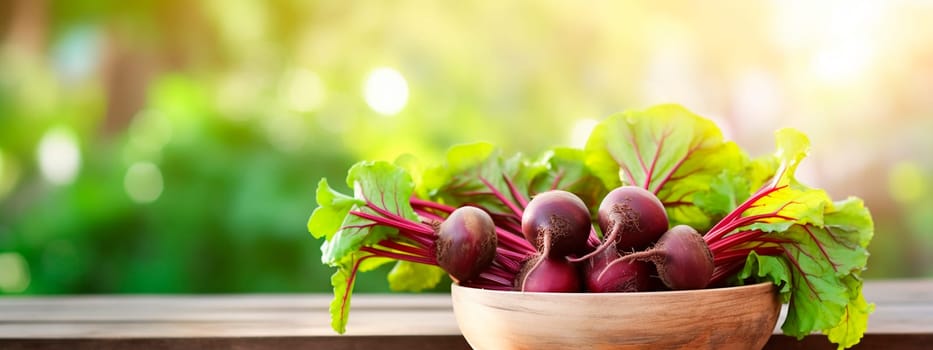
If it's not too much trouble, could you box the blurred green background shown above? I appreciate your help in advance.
[1,0,931,294]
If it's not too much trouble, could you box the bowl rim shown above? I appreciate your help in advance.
[451,281,776,297]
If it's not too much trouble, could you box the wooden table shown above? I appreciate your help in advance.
[0,280,929,349]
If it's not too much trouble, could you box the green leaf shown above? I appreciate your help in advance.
[738,253,791,302]
[712,128,874,349]
[394,153,430,199]
[585,104,748,230]
[731,191,853,338]
[422,142,500,192]
[771,128,811,188]
[309,161,431,334]
[693,169,752,217]
[747,154,779,192]
[388,260,447,292]
[445,142,499,173]
[423,142,519,216]
[693,154,778,220]
[823,197,874,247]
[502,152,549,200]
[744,187,830,231]
[424,143,542,215]
[739,250,846,336]
[328,253,394,334]
[766,222,864,337]
[824,274,874,349]
[322,161,419,264]
[328,266,353,334]
[308,178,362,240]
[424,143,607,222]
[529,147,608,211]
[419,142,502,197]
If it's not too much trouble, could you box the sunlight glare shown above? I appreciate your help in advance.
[810,41,874,85]
[363,67,409,116]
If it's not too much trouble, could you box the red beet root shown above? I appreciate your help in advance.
[521,190,592,258]
[570,186,668,262]
[517,254,582,292]
[599,186,669,252]
[622,225,713,290]
[584,246,660,293]
[435,206,498,283]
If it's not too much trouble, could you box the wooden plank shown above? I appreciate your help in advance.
[765,334,933,350]
[0,336,473,350]
[0,279,929,349]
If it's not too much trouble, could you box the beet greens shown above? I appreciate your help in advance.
[309,104,874,349]
[309,145,606,333]
[697,129,873,347]
[586,107,873,349]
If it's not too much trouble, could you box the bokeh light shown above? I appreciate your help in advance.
[363,67,409,116]
[124,162,164,204]
[0,252,30,293]
[0,150,15,200]
[128,110,173,159]
[36,127,81,186]
[264,113,307,153]
[889,162,928,204]
[284,68,326,113]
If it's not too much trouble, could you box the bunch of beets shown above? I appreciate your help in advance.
[438,186,712,293]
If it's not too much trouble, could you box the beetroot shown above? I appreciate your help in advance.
[599,186,669,251]
[584,246,660,293]
[571,186,668,262]
[435,206,498,283]
[622,225,713,290]
[517,254,582,293]
[521,190,592,258]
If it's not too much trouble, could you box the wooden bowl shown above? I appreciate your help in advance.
[451,282,779,350]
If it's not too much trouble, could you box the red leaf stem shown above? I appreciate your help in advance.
[478,176,524,218]
[378,239,433,258]
[409,197,456,214]
[477,270,515,286]
[359,247,437,266]
[350,210,434,236]
[495,227,536,252]
[502,174,529,209]
[705,185,786,240]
